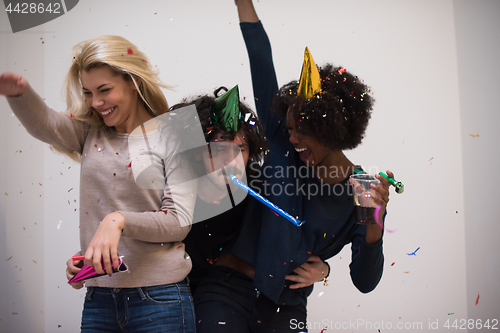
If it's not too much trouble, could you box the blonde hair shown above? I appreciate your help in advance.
[57,35,173,161]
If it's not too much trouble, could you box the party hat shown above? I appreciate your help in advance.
[212,85,240,133]
[297,47,322,100]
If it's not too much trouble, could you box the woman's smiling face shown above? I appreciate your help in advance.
[81,66,140,133]
[286,110,334,168]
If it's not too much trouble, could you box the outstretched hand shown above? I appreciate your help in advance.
[0,72,29,97]
[285,255,329,289]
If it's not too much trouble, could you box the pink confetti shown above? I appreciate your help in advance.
[70,113,74,118]
[374,205,398,233]
[476,294,480,305]
[127,48,133,55]
[68,188,73,192]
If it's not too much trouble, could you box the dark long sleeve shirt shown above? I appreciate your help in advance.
[228,21,384,307]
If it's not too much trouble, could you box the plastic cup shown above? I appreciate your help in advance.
[349,174,380,225]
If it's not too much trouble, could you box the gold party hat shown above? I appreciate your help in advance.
[297,47,322,100]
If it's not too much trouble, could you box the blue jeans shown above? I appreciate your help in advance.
[194,266,307,333]
[81,279,195,333]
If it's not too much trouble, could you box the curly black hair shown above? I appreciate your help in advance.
[170,87,269,175]
[271,64,374,151]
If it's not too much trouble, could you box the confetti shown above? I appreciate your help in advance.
[475,294,479,305]
[70,113,74,118]
[33,260,37,264]
[318,291,324,297]
[176,245,183,250]
[127,48,133,55]
[57,220,62,230]
[6,256,13,261]
[68,188,73,192]
[4,193,8,196]
[391,262,395,266]
[469,134,480,139]
[407,247,420,256]
[320,327,328,333]
[404,271,410,274]
[448,313,454,315]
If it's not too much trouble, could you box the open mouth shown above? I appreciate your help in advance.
[100,107,115,116]
[295,147,312,160]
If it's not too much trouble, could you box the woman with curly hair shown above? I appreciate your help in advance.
[193,1,395,332]
[1,35,196,332]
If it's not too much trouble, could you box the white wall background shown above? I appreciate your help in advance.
[0,1,498,332]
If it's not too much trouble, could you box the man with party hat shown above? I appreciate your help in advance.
[169,84,269,296]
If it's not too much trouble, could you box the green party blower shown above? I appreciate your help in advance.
[378,172,404,194]
[353,168,404,194]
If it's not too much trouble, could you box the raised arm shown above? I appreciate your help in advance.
[236,0,281,141]
[236,0,259,22]
[3,73,88,154]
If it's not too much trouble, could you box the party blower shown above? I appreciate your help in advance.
[68,255,129,284]
[229,174,304,227]
[354,168,405,194]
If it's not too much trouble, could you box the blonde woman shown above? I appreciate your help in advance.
[1,35,196,333]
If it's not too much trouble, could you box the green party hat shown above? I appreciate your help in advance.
[212,85,240,133]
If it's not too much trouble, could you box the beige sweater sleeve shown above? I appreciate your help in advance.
[7,86,89,154]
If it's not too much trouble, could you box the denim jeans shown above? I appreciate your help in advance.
[194,266,307,333]
[81,279,195,333]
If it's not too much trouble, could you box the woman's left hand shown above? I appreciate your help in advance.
[365,170,393,244]
[285,255,329,289]
[84,212,124,276]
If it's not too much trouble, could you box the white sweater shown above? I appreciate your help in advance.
[8,86,197,288]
